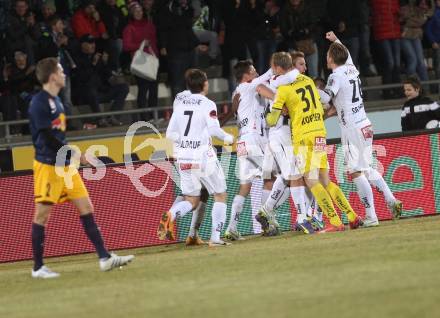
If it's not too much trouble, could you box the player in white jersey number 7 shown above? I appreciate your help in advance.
[161,69,234,247]
[321,31,403,226]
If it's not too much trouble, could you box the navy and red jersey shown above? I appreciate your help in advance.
[28,90,67,165]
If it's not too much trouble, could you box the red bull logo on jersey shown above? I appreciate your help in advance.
[51,113,66,131]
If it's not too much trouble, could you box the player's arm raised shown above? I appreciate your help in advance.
[256,84,275,100]
[326,31,354,66]
[266,86,287,127]
[220,92,240,127]
[207,102,234,145]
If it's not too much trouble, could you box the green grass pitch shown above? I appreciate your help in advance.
[1,216,440,318]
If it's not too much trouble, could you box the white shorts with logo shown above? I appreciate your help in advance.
[178,159,227,196]
[236,132,267,184]
[341,124,374,173]
[262,126,300,180]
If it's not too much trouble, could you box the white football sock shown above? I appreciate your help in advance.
[211,202,227,242]
[366,168,396,206]
[261,189,271,206]
[188,201,206,238]
[313,207,323,222]
[170,200,193,221]
[275,186,291,210]
[227,195,245,232]
[172,195,184,207]
[305,187,314,218]
[353,174,377,220]
[264,176,288,211]
[290,186,308,223]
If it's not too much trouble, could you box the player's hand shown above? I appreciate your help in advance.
[326,31,338,42]
[324,105,337,118]
[160,48,167,56]
[79,154,90,166]
[433,42,439,49]
[281,105,288,116]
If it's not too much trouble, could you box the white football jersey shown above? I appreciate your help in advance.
[325,40,370,129]
[233,69,273,137]
[167,93,219,163]
[267,69,300,132]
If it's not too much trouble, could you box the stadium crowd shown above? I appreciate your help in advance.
[1,0,440,133]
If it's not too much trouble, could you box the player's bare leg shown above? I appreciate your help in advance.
[225,183,252,241]
[71,197,134,271]
[31,203,60,278]
[186,188,208,246]
[209,192,231,247]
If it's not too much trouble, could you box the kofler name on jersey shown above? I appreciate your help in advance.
[302,113,321,125]
[180,140,202,149]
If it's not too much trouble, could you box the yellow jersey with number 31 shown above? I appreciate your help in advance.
[272,74,326,144]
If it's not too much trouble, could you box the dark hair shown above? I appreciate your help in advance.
[328,42,348,66]
[185,68,207,93]
[313,77,326,89]
[233,60,253,82]
[272,52,292,70]
[36,57,59,84]
[403,75,422,92]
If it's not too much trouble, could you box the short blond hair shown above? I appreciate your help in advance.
[271,52,293,70]
[290,51,305,64]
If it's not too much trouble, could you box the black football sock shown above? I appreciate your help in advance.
[80,214,111,259]
[32,223,45,271]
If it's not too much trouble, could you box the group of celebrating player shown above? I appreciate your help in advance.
[28,31,404,279]
[159,31,403,247]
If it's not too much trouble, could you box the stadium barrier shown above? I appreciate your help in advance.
[1,131,440,263]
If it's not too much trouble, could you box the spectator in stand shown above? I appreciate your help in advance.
[255,0,282,74]
[370,0,402,98]
[72,34,129,128]
[37,15,78,127]
[123,1,158,121]
[400,0,432,82]
[219,0,259,89]
[156,0,200,98]
[98,0,127,72]
[71,0,108,41]
[3,51,37,133]
[6,0,41,64]
[359,0,377,76]
[280,0,318,77]
[326,0,362,68]
[141,0,156,20]
[425,0,440,79]
[192,0,220,65]
[401,75,440,131]
[38,0,56,23]
[54,0,82,18]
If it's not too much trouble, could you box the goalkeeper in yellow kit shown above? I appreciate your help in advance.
[266,74,363,232]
